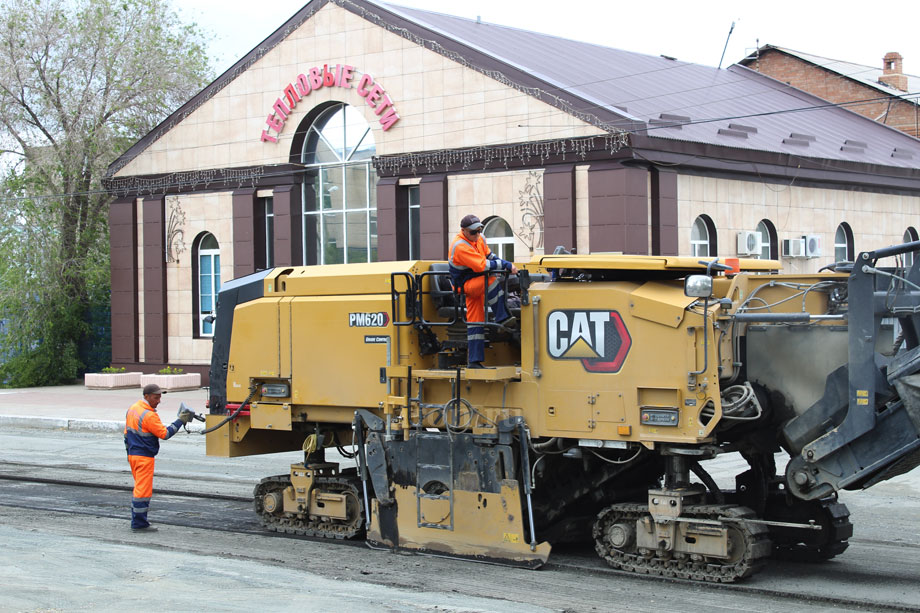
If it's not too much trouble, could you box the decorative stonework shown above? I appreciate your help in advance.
[515,171,544,253]
[106,166,267,197]
[375,135,626,175]
[166,197,187,263]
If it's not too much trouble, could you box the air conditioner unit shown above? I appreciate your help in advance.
[736,231,762,256]
[804,234,822,258]
[782,238,806,258]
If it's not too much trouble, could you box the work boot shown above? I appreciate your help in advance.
[131,525,158,532]
[499,316,518,331]
[467,362,494,369]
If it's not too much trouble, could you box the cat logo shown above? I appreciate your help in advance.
[547,310,631,373]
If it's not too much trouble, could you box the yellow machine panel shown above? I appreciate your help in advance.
[288,295,398,410]
[526,280,718,442]
[226,298,283,382]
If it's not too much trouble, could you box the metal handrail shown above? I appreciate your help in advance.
[417,268,515,329]
[417,269,461,327]
[390,272,417,327]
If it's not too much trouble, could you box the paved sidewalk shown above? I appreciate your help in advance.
[0,384,209,432]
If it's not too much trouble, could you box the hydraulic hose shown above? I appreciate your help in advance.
[690,460,724,504]
[199,385,258,435]
[531,437,560,451]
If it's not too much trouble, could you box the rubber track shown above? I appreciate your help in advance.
[593,503,772,583]
[254,474,365,540]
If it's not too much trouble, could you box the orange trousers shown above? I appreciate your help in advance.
[462,276,508,365]
[128,454,154,528]
[462,275,503,323]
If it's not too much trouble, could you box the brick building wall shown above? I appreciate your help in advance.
[746,50,920,138]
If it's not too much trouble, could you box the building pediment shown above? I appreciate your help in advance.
[108,0,621,180]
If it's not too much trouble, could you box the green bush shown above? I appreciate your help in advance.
[0,295,86,387]
[100,366,126,373]
[157,365,184,375]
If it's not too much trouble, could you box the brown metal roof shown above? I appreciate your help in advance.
[386,2,920,169]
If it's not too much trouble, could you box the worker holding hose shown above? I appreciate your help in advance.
[124,383,193,531]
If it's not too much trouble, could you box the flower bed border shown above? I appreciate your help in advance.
[84,372,144,390]
[139,372,201,392]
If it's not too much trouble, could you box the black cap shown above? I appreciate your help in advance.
[143,383,166,395]
[460,214,483,230]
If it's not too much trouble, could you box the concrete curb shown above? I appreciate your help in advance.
[0,415,206,433]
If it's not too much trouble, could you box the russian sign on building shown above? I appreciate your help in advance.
[260,64,400,143]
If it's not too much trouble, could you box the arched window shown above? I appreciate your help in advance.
[483,216,515,262]
[834,223,854,262]
[691,215,716,257]
[195,233,220,337]
[301,103,376,265]
[756,219,777,259]
[904,227,918,268]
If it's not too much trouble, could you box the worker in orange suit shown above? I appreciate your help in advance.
[449,214,518,368]
[124,383,192,531]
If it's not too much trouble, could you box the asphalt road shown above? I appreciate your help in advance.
[1,427,918,612]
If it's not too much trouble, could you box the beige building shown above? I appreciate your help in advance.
[105,0,920,380]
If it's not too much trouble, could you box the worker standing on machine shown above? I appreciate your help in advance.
[124,383,193,531]
[448,214,518,369]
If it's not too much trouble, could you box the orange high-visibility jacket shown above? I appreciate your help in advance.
[124,401,179,458]
[448,232,507,293]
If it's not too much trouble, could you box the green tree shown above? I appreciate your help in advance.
[0,0,213,386]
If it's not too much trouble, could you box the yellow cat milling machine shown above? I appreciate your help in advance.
[204,241,920,582]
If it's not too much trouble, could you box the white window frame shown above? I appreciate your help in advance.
[904,227,918,268]
[835,223,853,263]
[691,216,712,257]
[264,196,274,269]
[756,219,776,260]
[483,216,515,261]
[408,185,420,260]
[301,103,377,265]
[198,235,220,337]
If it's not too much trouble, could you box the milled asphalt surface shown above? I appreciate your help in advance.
[2,382,920,611]
[0,383,209,432]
